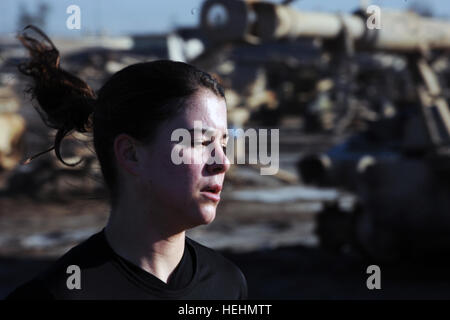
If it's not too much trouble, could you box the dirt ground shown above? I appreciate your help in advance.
[1,193,450,300]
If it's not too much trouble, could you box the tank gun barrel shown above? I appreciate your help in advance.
[200,0,450,51]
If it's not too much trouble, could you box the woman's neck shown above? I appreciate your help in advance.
[104,204,186,284]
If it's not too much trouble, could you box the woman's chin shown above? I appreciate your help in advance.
[203,211,216,225]
[193,206,216,226]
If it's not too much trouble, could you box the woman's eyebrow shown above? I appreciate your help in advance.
[187,128,228,139]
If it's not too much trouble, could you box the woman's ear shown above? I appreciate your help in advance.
[114,133,139,176]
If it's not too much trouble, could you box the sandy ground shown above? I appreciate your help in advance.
[1,190,450,299]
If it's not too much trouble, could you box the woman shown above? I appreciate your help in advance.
[7,26,247,300]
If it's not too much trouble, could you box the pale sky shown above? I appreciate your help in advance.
[0,0,448,37]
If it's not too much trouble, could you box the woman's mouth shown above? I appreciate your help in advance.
[200,184,222,202]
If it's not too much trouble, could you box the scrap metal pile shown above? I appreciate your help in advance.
[197,0,450,262]
[196,0,450,134]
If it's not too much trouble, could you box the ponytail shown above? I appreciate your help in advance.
[18,25,96,166]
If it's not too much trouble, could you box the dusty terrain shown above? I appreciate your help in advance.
[1,172,450,299]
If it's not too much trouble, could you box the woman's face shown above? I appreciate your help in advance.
[135,89,230,230]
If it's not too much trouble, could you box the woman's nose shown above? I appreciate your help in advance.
[206,144,230,175]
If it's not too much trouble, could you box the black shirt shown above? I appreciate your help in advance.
[6,230,248,300]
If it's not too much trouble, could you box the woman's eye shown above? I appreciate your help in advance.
[191,140,226,152]
[191,140,210,147]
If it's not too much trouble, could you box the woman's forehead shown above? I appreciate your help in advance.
[173,91,228,133]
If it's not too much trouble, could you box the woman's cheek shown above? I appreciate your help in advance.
[170,144,206,165]
[184,145,205,165]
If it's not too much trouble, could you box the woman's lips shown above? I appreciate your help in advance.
[200,191,221,202]
[200,184,222,202]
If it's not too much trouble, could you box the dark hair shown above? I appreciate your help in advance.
[18,26,225,205]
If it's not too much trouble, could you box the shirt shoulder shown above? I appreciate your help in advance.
[40,230,109,277]
[6,231,113,300]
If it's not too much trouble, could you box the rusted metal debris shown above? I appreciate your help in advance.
[0,85,26,172]
[195,1,450,261]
